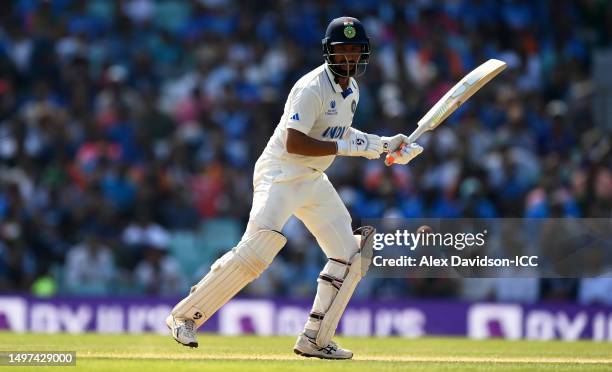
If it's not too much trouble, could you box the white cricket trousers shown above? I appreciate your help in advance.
[241,156,359,264]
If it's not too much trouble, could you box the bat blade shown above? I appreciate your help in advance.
[416,59,506,133]
[386,59,507,165]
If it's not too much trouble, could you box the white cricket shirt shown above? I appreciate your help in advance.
[258,63,360,178]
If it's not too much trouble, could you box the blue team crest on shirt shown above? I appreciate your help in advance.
[330,100,336,109]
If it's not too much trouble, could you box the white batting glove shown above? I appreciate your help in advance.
[384,142,423,166]
[336,128,383,160]
[381,133,409,153]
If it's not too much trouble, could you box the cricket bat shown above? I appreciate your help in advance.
[386,59,507,165]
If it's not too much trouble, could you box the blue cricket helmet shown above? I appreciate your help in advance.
[322,16,371,78]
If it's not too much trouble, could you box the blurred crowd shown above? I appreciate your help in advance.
[0,0,610,304]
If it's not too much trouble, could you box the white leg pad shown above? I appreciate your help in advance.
[315,226,375,347]
[171,230,286,328]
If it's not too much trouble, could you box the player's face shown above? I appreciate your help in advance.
[331,44,363,72]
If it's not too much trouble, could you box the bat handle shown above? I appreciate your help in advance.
[404,125,425,144]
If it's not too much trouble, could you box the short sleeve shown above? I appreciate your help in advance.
[286,87,322,135]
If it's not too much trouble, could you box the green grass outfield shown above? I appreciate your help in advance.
[1,333,611,371]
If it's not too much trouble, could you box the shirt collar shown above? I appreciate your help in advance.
[323,63,344,94]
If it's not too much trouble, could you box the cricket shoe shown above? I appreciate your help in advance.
[165,315,198,348]
[293,333,353,360]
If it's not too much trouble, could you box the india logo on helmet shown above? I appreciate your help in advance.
[344,25,356,39]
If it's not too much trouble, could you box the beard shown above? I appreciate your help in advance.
[337,62,358,76]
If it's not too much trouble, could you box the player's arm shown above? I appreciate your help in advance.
[286,128,337,156]
[285,86,382,159]
[286,128,383,159]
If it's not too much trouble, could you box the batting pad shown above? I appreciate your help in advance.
[171,229,286,328]
[315,226,375,347]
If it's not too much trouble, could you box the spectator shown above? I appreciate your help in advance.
[133,242,186,296]
[64,233,115,295]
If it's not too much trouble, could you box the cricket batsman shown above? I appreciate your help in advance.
[166,16,423,359]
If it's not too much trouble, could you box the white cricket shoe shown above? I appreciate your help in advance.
[165,315,198,348]
[293,333,353,360]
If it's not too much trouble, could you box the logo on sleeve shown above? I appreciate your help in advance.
[351,100,356,113]
[289,113,300,121]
